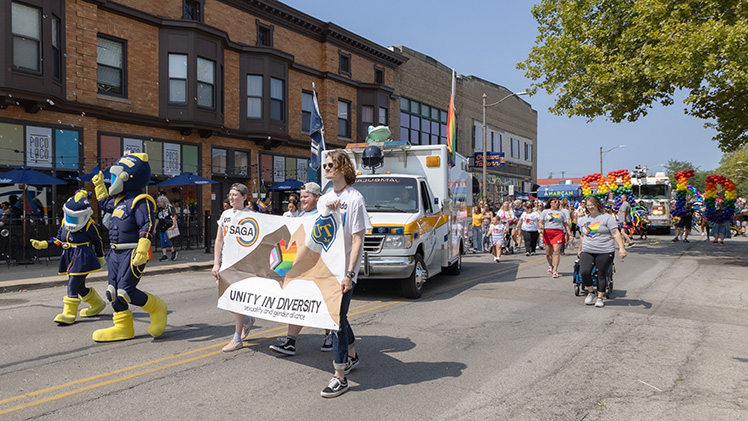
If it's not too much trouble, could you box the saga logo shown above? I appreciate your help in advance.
[228,217,259,247]
[312,215,337,252]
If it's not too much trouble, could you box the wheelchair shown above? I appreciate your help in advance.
[572,258,615,299]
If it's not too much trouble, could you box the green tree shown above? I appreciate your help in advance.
[518,0,748,152]
[662,160,708,193]
[715,146,748,198]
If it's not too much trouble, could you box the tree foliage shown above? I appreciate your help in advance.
[517,0,748,152]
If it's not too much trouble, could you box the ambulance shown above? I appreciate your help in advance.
[322,143,471,298]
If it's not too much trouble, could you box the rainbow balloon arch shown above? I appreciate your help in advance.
[579,168,739,235]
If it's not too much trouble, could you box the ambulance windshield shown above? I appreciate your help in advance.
[354,177,418,213]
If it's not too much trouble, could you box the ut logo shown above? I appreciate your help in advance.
[312,215,337,252]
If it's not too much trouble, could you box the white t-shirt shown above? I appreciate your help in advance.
[520,211,540,231]
[282,210,299,218]
[318,186,372,283]
[497,209,516,227]
[217,208,253,267]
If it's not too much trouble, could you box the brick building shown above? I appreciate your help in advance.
[392,46,537,202]
[0,0,404,239]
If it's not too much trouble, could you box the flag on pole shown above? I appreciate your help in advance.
[309,83,326,171]
[446,69,457,167]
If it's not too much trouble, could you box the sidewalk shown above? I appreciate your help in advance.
[0,248,215,293]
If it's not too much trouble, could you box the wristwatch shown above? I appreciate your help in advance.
[345,271,356,279]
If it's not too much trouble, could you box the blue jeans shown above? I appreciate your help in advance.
[159,231,173,249]
[333,284,355,370]
[472,226,482,251]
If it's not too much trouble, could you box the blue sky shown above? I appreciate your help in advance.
[281,0,724,178]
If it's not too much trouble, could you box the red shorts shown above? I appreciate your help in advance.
[542,229,566,245]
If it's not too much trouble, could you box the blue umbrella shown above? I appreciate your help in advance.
[0,165,67,243]
[156,172,218,187]
[77,165,112,183]
[0,165,68,186]
[267,179,303,191]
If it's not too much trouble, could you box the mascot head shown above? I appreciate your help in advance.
[109,153,151,196]
[63,189,93,232]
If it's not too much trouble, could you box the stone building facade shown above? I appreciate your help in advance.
[392,46,537,202]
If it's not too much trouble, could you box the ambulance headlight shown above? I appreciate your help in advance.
[383,234,412,249]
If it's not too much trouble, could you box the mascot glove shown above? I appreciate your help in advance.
[98,256,106,266]
[131,238,151,267]
[30,239,48,250]
[92,171,109,200]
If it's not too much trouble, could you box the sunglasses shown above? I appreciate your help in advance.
[323,163,335,169]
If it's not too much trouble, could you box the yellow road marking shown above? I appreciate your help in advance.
[0,257,545,415]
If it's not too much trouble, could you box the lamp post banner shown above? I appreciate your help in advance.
[217,211,345,330]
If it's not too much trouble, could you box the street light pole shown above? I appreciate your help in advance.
[482,91,527,202]
[599,144,626,175]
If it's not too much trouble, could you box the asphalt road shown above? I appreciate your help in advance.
[1,234,747,420]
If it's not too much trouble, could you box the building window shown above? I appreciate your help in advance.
[97,35,126,96]
[525,143,533,161]
[212,148,227,174]
[52,16,61,80]
[400,97,446,145]
[168,54,188,104]
[11,2,42,73]
[257,21,273,47]
[233,151,248,176]
[375,66,384,84]
[338,99,351,138]
[246,75,262,119]
[492,132,502,153]
[197,57,215,109]
[339,51,351,77]
[378,107,388,126]
[361,105,374,126]
[511,138,520,159]
[270,77,284,121]
[301,91,313,132]
[183,0,202,21]
[473,123,483,150]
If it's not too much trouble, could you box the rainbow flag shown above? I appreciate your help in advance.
[257,200,268,213]
[446,69,457,167]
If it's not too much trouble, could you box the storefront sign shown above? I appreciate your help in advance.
[163,142,181,176]
[26,126,53,168]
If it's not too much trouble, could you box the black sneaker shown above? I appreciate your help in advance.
[671,238,679,242]
[159,255,168,262]
[269,337,296,356]
[171,250,178,261]
[320,376,348,398]
[344,353,359,375]
[683,239,690,243]
[321,332,333,352]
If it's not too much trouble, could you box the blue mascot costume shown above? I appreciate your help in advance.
[91,153,167,342]
[30,189,107,325]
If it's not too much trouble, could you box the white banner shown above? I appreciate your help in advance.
[163,143,181,176]
[26,126,53,168]
[123,138,143,154]
[217,210,345,330]
[273,155,285,182]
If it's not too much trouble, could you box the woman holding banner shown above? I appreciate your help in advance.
[212,183,256,352]
[318,150,372,398]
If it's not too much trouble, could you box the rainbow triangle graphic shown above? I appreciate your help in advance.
[270,238,297,279]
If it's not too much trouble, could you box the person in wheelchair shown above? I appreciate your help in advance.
[576,195,627,308]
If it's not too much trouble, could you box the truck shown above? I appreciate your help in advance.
[322,143,471,298]
[630,169,672,234]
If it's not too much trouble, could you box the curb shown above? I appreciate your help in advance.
[1,262,213,294]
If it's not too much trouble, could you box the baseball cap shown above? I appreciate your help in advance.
[301,182,321,195]
[230,183,249,196]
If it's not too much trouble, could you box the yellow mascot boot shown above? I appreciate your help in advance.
[79,288,106,317]
[142,293,167,338]
[54,296,80,325]
[92,310,134,342]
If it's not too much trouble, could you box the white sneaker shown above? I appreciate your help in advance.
[494,257,499,262]
[584,293,596,305]
[595,298,604,308]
